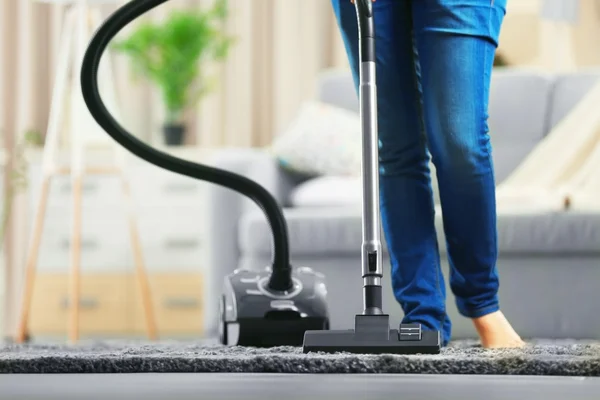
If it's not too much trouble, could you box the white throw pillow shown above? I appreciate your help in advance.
[270,101,361,176]
[290,176,362,207]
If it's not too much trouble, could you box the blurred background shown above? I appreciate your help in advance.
[0,0,599,343]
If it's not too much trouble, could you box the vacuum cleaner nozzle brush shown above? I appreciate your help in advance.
[302,314,441,354]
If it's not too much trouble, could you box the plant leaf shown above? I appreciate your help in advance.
[111,2,234,117]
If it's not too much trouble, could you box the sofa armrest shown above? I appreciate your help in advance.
[202,147,299,335]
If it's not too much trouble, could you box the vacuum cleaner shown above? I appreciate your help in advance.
[301,0,441,354]
[81,0,440,354]
[80,0,328,347]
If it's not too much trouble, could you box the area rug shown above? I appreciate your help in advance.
[1,339,599,376]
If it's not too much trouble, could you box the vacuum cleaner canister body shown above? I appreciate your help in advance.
[219,267,329,347]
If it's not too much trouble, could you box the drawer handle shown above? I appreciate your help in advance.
[59,182,98,193]
[60,297,99,309]
[61,238,98,250]
[164,238,200,249]
[163,297,201,309]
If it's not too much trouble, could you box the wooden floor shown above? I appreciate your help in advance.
[2,373,600,400]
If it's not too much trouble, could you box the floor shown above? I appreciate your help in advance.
[2,374,600,400]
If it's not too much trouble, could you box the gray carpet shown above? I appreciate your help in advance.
[1,339,599,375]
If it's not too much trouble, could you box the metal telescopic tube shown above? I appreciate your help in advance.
[355,0,383,315]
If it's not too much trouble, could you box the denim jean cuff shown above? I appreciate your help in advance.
[456,302,500,319]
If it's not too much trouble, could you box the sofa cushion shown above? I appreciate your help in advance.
[317,69,359,113]
[239,207,365,257]
[291,172,442,207]
[547,70,600,130]
[487,69,555,181]
[289,176,362,207]
[487,69,554,142]
[270,101,361,177]
[239,207,600,257]
[493,209,600,254]
[489,141,540,183]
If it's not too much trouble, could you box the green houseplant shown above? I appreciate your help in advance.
[112,0,234,145]
[0,130,43,249]
[0,129,42,340]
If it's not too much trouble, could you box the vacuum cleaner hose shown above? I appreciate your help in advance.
[80,0,294,292]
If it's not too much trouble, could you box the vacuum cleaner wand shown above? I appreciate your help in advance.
[355,0,384,317]
[302,0,442,355]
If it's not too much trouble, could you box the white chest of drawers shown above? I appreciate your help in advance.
[26,149,212,274]
[23,147,216,337]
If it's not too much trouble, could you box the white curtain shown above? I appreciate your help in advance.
[1,0,349,147]
[0,0,349,334]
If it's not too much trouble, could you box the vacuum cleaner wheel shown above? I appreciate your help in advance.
[218,295,228,345]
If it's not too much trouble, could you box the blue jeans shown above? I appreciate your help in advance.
[331,0,507,346]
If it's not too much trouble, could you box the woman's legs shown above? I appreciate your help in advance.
[411,0,523,347]
[331,0,452,346]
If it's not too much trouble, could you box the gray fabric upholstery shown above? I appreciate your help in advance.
[239,207,363,257]
[203,68,600,339]
[547,70,600,130]
[317,68,557,185]
[540,0,580,23]
[487,69,555,182]
[317,69,359,113]
[239,208,600,256]
[239,251,600,339]
[493,211,600,255]
[488,69,554,142]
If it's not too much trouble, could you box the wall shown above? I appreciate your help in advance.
[499,0,600,69]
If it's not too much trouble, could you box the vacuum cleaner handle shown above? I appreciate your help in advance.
[355,0,375,61]
[354,0,384,315]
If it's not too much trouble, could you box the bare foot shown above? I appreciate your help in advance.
[471,310,526,349]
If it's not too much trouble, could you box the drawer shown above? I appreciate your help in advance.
[33,215,134,272]
[136,211,205,243]
[35,207,130,238]
[28,273,134,335]
[28,215,205,272]
[136,214,206,269]
[28,167,123,210]
[131,273,204,335]
[40,202,126,221]
[127,167,206,208]
[139,245,206,270]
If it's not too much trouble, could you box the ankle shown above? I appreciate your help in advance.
[470,311,525,348]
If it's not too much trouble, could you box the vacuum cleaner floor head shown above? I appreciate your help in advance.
[302,314,441,355]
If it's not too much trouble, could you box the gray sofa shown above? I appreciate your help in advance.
[203,68,600,341]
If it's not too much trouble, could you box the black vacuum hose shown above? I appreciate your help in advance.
[80,0,293,292]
